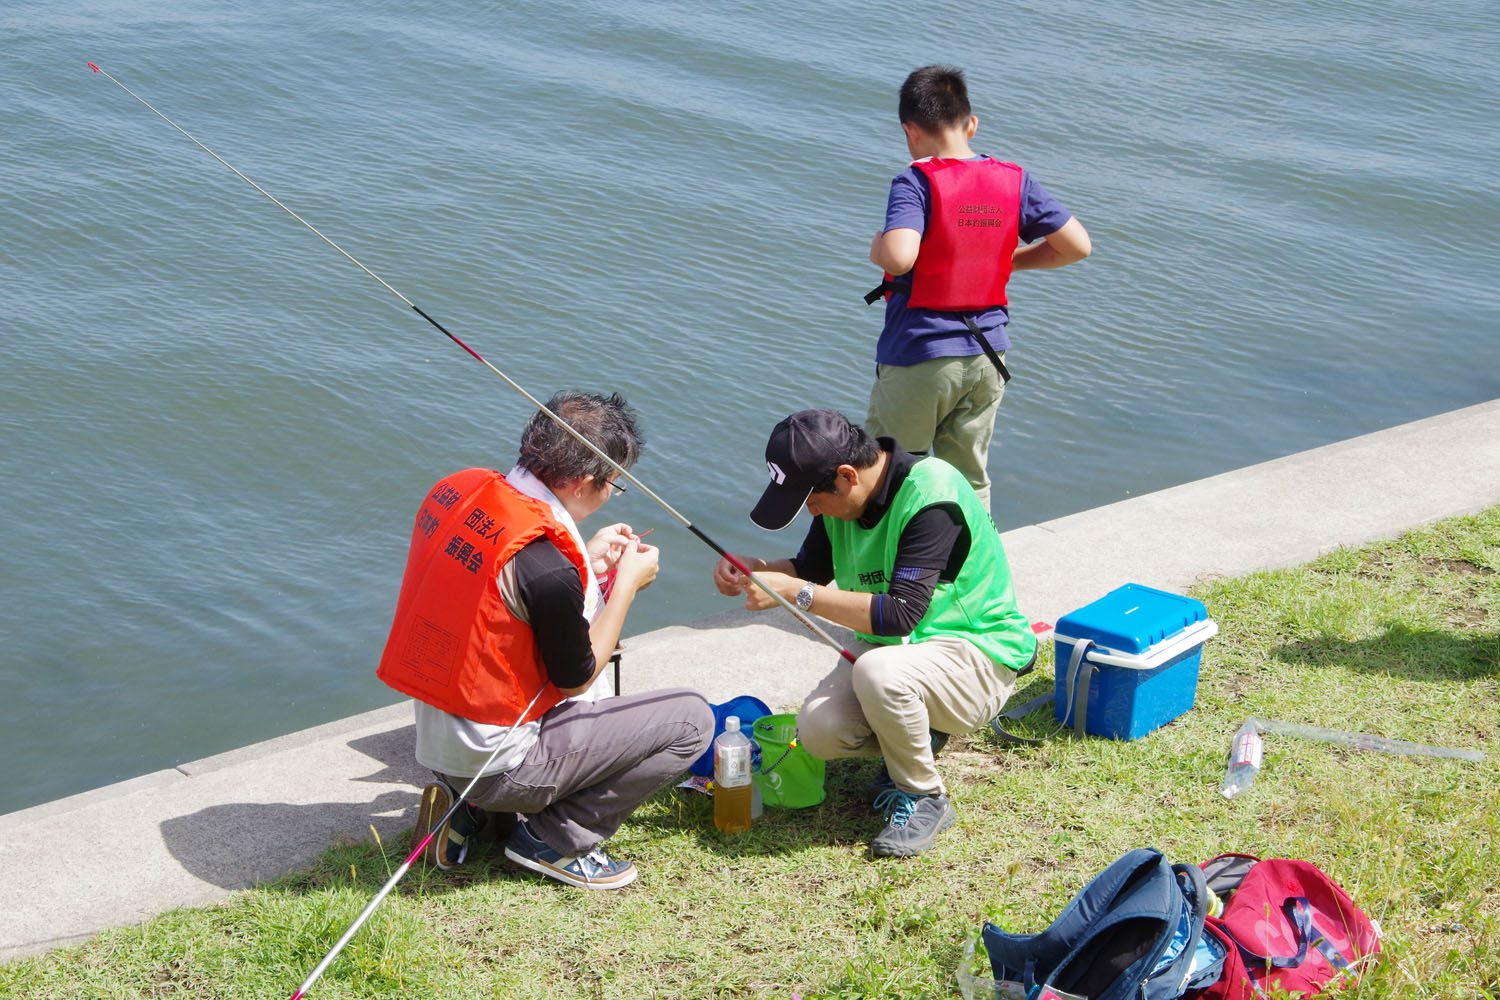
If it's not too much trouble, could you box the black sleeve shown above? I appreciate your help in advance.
[867,503,969,637]
[510,536,595,689]
[789,516,836,584]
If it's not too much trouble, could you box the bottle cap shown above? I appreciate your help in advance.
[725,716,740,731]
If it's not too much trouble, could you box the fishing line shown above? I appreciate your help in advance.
[88,62,858,1000]
[85,62,854,662]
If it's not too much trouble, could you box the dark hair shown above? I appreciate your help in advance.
[898,65,971,131]
[808,419,882,494]
[517,390,644,491]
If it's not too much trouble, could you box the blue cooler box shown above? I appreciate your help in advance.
[1053,583,1217,740]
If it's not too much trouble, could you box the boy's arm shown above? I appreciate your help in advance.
[877,216,1089,275]
[872,169,926,275]
[869,227,921,275]
[1011,216,1092,271]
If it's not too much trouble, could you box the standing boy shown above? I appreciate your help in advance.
[865,65,1091,512]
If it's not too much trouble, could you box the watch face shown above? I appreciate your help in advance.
[797,584,814,610]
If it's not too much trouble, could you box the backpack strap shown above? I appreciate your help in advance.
[1219,897,1318,971]
[1225,897,1351,973]
[1293,899,1356,973]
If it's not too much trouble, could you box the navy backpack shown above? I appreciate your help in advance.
[982,848,1224,1000]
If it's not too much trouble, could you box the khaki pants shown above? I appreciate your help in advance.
[865,354,1006,511]
[797,637,1017,796]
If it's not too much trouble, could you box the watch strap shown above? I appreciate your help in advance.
[795,582,816,610]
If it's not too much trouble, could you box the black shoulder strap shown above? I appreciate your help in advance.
[964,315,1012,384]
[863,284,1013,386]
[863,278,911,305]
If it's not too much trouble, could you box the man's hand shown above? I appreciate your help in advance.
[713,553,800,607]
[587,522,636,575]
[612,540,659,595]
[737,570,799,612]
[712,554,750,596]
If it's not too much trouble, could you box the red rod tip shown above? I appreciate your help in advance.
[87,62,100,72]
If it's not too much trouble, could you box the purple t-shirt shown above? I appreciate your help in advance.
[875,157,1072,366]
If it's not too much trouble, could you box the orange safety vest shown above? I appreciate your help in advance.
[376,468,589,726]
[904,157,1023,311]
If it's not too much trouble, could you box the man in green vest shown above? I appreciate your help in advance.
[713,409,1036,857]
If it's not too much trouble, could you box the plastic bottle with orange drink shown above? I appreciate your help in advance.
[713,716,753,834]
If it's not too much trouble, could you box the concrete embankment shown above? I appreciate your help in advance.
[3,399,1497,961]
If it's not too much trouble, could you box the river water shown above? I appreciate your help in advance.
[3,0,1497,814]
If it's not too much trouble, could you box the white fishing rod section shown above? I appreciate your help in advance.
[87,61,856,665]
[287,684,549,1000]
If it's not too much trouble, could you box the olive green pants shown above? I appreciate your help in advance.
[864,354,1005,512]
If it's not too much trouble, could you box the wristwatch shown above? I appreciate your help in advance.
[795,581,816,611]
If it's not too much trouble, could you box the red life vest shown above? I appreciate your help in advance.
[376,468,589,726]
[899,157,1023,312]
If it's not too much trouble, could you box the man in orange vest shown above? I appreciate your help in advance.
[378,391,713,889]
[866,65,1092,513]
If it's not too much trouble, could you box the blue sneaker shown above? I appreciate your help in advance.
[869,789,956,858]
[503,820,638,890]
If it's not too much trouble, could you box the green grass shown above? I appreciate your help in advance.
[5,508,1497,999]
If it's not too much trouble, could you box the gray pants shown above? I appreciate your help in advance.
[439,687,712,856]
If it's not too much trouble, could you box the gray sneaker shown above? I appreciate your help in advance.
[869,790,956,857]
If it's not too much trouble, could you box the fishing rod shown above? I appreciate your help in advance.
[287,686,548,1000]
[85,62,854,664]
[87,62,859,1000]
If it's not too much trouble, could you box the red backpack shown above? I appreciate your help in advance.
[1190,854,1381,999]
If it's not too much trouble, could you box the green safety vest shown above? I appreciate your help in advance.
[825,457,1035,670]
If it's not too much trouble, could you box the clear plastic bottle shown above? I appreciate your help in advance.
[1220,719,1263,799]
[714,716,753,834]
[749,733,763,820]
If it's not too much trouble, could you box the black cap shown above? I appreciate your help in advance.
[749,410,857,530]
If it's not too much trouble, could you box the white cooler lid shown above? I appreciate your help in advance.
[1054,618,1218,671]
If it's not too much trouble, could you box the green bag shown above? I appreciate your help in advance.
[752,714,825,808]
